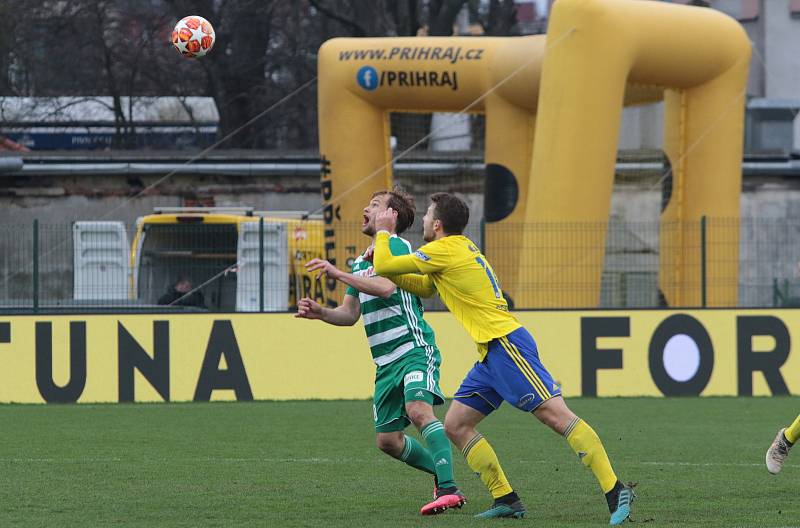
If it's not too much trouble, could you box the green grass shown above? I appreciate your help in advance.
[1,397,799,527]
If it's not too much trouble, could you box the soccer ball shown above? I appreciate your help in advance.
[171,16,215,58]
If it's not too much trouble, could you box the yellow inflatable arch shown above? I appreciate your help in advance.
[317,0,750,308]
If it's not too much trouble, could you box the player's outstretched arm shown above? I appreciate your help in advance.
[370,208,423,275]
[388,273,435,298]
[364,240,433,297]
[372,231,422,275]
[341,273,397,298]
[305,258,396,299]
[294,295,360,326]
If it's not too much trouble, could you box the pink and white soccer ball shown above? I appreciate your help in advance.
[171,16,215,58]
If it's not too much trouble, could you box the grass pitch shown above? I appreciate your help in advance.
[1,397,798,527]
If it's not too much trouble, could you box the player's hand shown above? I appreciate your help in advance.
[295,297,323,319]
[305,258,343,280]
[375,208,398,232]
[363,244,375,262]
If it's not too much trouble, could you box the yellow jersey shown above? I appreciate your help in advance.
[374,231,520,359]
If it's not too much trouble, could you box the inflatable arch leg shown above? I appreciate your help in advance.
[526,0,750,307]
[317,36,547,304]
[318,0,749,308]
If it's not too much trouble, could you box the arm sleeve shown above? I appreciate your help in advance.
[373,231,421,275]
[389,273,435,298]
[374,232,450,275]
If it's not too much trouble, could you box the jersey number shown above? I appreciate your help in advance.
[475,256,502,299]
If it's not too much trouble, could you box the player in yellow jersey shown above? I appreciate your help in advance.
[766,414,800,474]
[372,192,635,524]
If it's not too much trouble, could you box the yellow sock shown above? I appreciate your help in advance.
[463,434,514,499]
[785,414,800,444]
[565,418,618,493]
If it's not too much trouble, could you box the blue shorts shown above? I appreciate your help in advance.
[454,327,561,415]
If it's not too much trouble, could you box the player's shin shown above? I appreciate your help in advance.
[785,414,800,444]
[400,434,436,475]
[564,417,619,494]
[421,420,455,489]
[463,433,513,499]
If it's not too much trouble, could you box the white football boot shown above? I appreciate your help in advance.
[766,428,792,474]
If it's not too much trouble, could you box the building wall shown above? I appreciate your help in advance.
[622,0,800,151]
[764,0,800,99]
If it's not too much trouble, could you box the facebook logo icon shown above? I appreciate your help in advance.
[356,66,379,91]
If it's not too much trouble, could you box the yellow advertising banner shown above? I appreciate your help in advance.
[0,309,797,403]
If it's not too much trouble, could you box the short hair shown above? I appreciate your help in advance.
[430,192,469,235]
[372,187,416,234]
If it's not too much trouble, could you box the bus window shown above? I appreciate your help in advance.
[137,223,237,310]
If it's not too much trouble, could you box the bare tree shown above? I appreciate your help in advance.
[162,0,325,148]
[0,0,518,151]
[478,0,520,36]
[0,0,203,147]
[427,0,469,36]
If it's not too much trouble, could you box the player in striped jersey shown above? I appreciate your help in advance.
[372,192,635,524]
[295,188,465,515]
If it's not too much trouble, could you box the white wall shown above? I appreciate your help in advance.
[618,103,664,150]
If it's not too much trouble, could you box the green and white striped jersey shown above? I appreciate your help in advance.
[345,235,437,366]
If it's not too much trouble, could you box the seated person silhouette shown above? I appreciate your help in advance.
[158,276,205,308]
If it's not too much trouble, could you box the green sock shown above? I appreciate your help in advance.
[399,434,435,475]
[421,420,456,489]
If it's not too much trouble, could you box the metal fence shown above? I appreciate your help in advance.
[2,217,800,313]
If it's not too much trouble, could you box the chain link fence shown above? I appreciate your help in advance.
[1,217,799,313]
